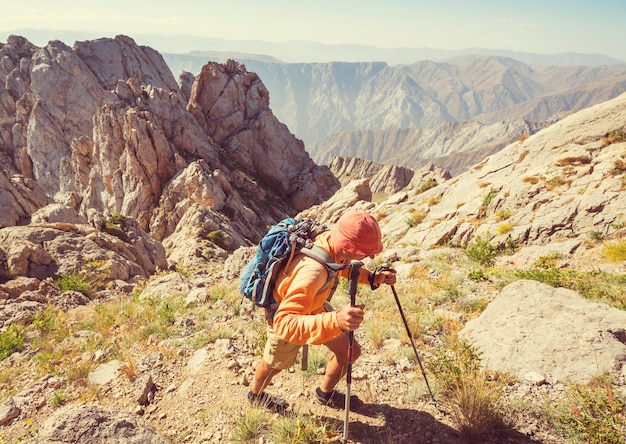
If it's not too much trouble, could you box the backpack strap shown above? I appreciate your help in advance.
[301,245,347,299]
[299,245,346,373]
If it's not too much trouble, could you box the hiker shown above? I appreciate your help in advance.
[247,210,396,412]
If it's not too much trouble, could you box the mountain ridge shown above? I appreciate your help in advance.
[161,54,626,173]
[3,29,624,66]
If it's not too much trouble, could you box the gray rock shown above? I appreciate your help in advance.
[461,280,626,383]
[23,404,168,443]
[0,397,20,426]
[88,360,123,386]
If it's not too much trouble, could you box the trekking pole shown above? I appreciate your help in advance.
[343,260,363,444]
[379,264,436,403]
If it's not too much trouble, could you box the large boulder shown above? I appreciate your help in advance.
[24,404,168,444]
[461,280,626,383]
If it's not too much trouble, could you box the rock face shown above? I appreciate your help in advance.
[316,119,541,175]
[23,404,168,444]
[328,156,451,196]
[460,280,626,383]
[379,91,626,252]
[0,34,339,279]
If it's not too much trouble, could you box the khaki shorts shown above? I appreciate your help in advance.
[263,325,302,370]
[264,303,335,370]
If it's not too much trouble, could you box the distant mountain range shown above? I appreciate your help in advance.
[163,52,626,173]
[4,30,626,175]
[3,29,625,66]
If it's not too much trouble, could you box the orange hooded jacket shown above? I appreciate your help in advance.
[271,231,372,345]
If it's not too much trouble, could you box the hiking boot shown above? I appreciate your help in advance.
[247,391,288,414]
[315,387,363,410]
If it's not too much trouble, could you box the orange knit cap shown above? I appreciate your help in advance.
[330,210,383,257]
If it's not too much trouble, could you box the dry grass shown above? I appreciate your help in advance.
[522,176,540,185]
[603,240,626,262]
[602,130,626,147]
[448,372,506,443]
[494,209,511,221]
[555,155,592,167]
[517,149,530,162]
[544,175,571,191]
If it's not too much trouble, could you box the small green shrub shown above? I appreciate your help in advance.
[31,308,58,332]
[271,413,336,443]
[51,390,67,407]
[468,268,488,282]
[415,178,438,195]
[230,407,269,442]
[465,234,498,267]
[56,273,91,296]
[406,209,426,228]
[207,230,221,243]
[0,325,25,360]
[547,374,626,444]
[483,189,498,207]
[101,212,130,242]
[545,175,570,190]
[431,338,482,391]
[207,230,229,250]
[533,252,564,269]
[494,209,511,221]
[496,222,513,235]
[588,230,605,242]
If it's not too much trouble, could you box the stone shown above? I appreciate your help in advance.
[461,280,626,383]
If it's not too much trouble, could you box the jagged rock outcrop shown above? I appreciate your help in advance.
[0,34,339,283]
[3,221,164,277]
[187,60,339,211]
[328,156,451,195]
[0,171,50,226]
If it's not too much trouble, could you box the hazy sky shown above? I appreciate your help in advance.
[2,0,625,61]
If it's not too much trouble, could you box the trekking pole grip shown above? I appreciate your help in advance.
[347,260,363,306]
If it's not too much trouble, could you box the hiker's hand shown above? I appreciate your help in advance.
[374,269,396,286]
[336,304,365,331]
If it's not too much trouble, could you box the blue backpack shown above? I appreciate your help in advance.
[239,217,343,311]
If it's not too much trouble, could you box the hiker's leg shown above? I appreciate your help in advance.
[251,359,282,394]
[319,333,361,393]
[251,325,300,394]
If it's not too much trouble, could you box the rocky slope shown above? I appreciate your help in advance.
[327,156,451,196]
[0,34,625,443]
[376,91,626,252]
[314,118,544,175]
